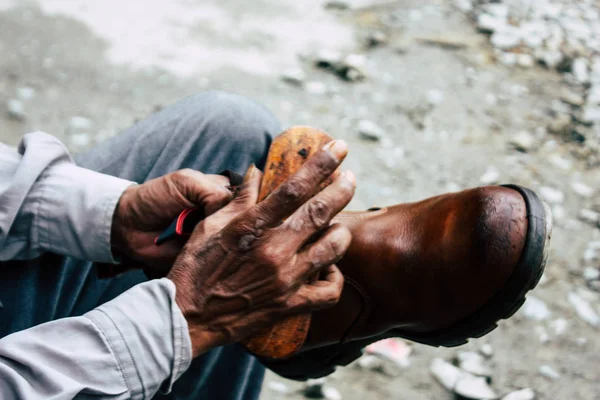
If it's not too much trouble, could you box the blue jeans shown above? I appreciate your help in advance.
[0,91,280,400]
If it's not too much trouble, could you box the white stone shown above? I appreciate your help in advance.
[550,318,568,335]
[568,292,600,326]
[482,3,509,19]
[491,27,522,50]
[267,381,290,394]
[582,105,600,123]
[485,93,498,106]
[539,365,561,380]
[583,267,600,281]
[498,51,517,67]
[457,352,492,378]
[358,119,386,142]
[7,99,26,121]
[502,388,536,400]
[305,81,327,94]
[477,13,507,33]
[517,54,534,68]
[539,186,565,204]
[426,89,445,105]
[509,131,535,152]
[454,0,472,12]
[281,68,306,86]
[479,344,493,358]
[454,374,497,400]
[430,358,462,391]
[323,386,342,400]
[17,87,36,100]
[548,154,572,170]
[68,116,92,131]
[479,166,500,185]
[573,58,590,83]
[522,296,551,321]
[571,181,594,197]
[538,50,563,69]
[579,209,600,226]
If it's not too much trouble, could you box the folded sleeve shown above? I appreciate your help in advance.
[0,278,192,400]
[0,132,134,262]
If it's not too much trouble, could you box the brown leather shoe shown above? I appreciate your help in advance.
[242,127,552,378]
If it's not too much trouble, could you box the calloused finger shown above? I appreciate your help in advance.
[248,140,348,229]
[280,171,355,251]
[285,265,345,313]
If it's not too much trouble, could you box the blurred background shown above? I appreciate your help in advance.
[1,0,599,398]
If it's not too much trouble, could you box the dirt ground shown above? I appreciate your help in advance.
[1,0,599,399]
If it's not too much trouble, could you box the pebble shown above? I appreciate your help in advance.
[281,68,306,86]
[578,209,600,227]
[548,153,572,170]
[426,89,445,105]
[479,166,500,185]
[324,0,350,10]
[366,30,388,47]
[517,53,534,68]
[267,381,290,394]
[509,131,535,152]
[571,181,594,197]
[534,326,550,343]
[7,99,26,121]
[560,89,585,107]
[547,113,571,135]
[568,292,599,326]
[502,388,536,400]
[430,358,462,391]
[572,57,589,83]
[521,295,551,321]
[477,13,507,33]
[491,28,522,50]
[305,81,328,95]
[17,86,36,100]
[454,374,497,400]
[479,344,494,358]
[358,119,386,142]
[550,318,568,335]
[582,105,600,123]
[498,51,517,67]
[583,267,600,281]
[482,3,509,19]
[456,352,492,378]
[304,379,341,400]
[538,365,560,381]
[68,116,92,132]
[539,186,565,204]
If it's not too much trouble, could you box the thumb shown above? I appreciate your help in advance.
[173,169,233,215]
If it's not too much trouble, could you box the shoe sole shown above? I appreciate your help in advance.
[264,184,552,380]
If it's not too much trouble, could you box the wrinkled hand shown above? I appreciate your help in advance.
[167,140,356,357]
[111,170,233,274]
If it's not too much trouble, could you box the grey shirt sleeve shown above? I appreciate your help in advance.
[0,132,134,262]
[0,278,193,400]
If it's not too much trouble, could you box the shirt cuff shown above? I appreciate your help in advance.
[32,161,134,263]
[85,279,192,399]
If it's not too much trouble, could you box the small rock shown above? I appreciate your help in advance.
[366,31,388,48]
[582,105,600,123]
[479,344,493,358]
[281,68,306,86]
[588,85,600,104]
[358,119,386,142]
[17,87,36,100]
[356,354,384,370]
[426,89,444,105]
[457,352,492,378]
[583,267,600,281]
[267,381,290,394]
[578,209,600,227]
[322,387,342,400]
[491,28,522,50]
[430,358,462,391]
[68,116,92,132]
[517,54,534,68]
[7,99,26,121]
[550,318,568,335]
[502,388,536,400]
[548,154,572,170]
[454,0,472,12]
[571,181,594,197]
[539,365,560,381]
[538,50,564,69]
[568,292,599,326]
[479,166,500,185]
[305,81,327,94]
[324,0,350,10]
[522,295,551,321]
[477,13,507,33]
[498,51,517,67]
[509,131,535,152]
[534,326,550,343]
[454,374,497,400]
[304,379,342,400]
[560,88,585,107]
[539,186,565,204]
[365,338,411,367]
[482,3,509,19]
[572,58,589,83]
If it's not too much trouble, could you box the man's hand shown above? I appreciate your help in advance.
[111,170,233,273]
[167,140,356,357]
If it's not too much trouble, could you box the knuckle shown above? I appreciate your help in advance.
[279,179,308,205]
[306,199,331,230]
[258,244,281,266]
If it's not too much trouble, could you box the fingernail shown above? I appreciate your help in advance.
[343,170,356,186]
[243,164,257,184]
[322,140,348,160]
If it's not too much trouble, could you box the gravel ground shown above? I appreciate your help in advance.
[1,0,599,399]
